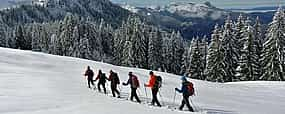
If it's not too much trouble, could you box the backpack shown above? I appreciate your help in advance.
[131,75,140,88]
[113,73,120,84]
[185,81,195,96]
[154,76,162,88]
[99,73,107,83]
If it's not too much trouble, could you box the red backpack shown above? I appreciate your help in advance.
[131,75,140,88]
[185,81,195,96]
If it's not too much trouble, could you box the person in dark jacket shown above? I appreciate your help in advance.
[144,71,161,107]
[175,76,194,112]
[95,70,107,94]
[108,70,121,98]
[84,66,95,89]
[123,72,141,103]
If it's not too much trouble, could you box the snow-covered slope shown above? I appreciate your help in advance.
[0,47,285,114]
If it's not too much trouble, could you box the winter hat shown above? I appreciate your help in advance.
[128,72,133,76]
[149,71,154,75]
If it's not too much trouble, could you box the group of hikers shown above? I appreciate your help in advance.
[83,66,195,112]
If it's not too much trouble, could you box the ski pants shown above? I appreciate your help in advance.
[97,82,107,94]
[151,88,161,106]
[179,95,194,112]
[111,83,120,97]
[87,78,95,88]
[130,88,141,103]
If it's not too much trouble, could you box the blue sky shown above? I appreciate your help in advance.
[110,0,285,9]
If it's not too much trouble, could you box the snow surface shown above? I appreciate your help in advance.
[0,47,285,114]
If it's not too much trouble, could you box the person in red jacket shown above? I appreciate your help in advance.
[94,70,107,94]
[144,71,161,107]
[108,70,121,98]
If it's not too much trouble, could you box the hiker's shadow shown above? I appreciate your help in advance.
[204,108,237,114]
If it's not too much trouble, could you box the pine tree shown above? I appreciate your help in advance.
[234,14,246,56]
[221,16,239,82]
[200,36,208,77]
[131,18,147,68]
[253,17,264,80]
[261,7,285,81]
[206,24,226,82]
[180,41,191,75]
[113,23,126,65]
[148,27,163,70]
[170,31,185,74]
[236,19,260,81]
[59,13,78,56]
[70,25,80,58]
[31,23,41,51]
[0,23,6,47]
[189,38,204,79]
[162,32,173,73]
[15,25,26,50]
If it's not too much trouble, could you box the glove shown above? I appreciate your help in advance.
[175,88,179,91]
[144,83,147,87]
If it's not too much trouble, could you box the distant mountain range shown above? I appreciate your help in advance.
[0,0,277,40]
[121,2,275,39]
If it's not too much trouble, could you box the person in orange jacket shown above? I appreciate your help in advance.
[144,71,161,107]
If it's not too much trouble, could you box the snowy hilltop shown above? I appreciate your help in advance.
[0,47,285,114]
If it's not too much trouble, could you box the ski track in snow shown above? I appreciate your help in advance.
[0,47,285,114]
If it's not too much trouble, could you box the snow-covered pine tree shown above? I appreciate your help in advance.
[189,37,204,79]
[236,18,260,81]
[162,32,173,73]
[121,16,136,67]
[253,17,264,80]
[79,32,93,59]
[15,25,26,50]
[0,22,6,47]
[113,21,126,65]
[180,41,191,75]
[205,24,226,82]
[59,13,78,56]
[131,18,147,68]
[85,21,104,61]
[200,35,208,77]
[49,34,57,54]
[148,27,163,70]
[221,16,239,82]
[170,31,185,74]
[70,25,80,58]
[31,23,41,51]
[261,7,285,81]
[39,25,49,53]
[234,14,246,57]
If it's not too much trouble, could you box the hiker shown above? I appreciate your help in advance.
[144,71,162,107]
[95,70,107,94]
[108,70,121,98]
[123,72,141,103]
[84,66,95,89]
[175,76,194,112]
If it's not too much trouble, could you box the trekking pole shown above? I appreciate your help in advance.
[144,86,148,98]
[189,97,198,112]
[137,88,142,97]
[158,90,165,106]
[172,90,177,105]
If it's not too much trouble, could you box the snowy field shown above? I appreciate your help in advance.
[0,47,285,114]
